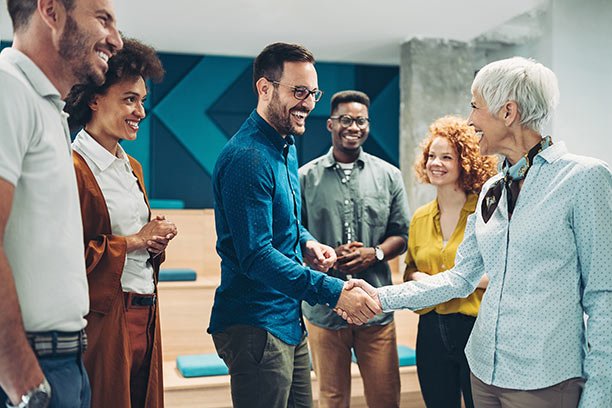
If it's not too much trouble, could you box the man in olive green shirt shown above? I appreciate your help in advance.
[299,90,411,407]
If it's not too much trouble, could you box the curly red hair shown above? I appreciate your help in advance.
[415,115,498,194]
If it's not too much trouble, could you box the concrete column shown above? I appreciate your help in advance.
[399,38,485,212]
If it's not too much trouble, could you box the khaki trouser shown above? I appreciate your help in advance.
[306,320,401,408]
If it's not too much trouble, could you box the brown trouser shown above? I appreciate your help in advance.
[306,319,400,408]
[123,292,156,408]
[471,372,585,408]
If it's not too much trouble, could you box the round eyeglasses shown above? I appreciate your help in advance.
[266,78,323,102]
[330,115,370,129]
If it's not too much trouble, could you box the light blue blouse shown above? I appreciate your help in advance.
[379,142,612,407]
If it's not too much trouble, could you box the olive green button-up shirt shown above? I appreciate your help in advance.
[299,147,411,328]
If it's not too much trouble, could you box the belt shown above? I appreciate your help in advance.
[26,330,87,358]
[124,292,156,307]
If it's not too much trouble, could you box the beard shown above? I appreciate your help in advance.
[58,15,105,86]
[266,90,307,136]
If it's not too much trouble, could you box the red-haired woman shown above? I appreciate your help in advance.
[406,115,498,408]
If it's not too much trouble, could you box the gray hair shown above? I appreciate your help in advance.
[471,57,559,133]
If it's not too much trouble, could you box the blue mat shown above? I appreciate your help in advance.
[352,344,416,367]
[159,268,197,282]
[176,354,228,377]
[149,199,185,209]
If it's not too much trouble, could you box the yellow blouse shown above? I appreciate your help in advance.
[404,193,484,316]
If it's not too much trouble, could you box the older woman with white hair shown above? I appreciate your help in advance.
[341,57,612,408]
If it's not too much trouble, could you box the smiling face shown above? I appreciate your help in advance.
[58,0,122,86]
[468,90,508,156]
[265,61,318,137]
[425,137,461,188]
[328,101,369,162]
[88,77,147,147]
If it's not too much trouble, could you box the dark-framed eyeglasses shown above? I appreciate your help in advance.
[330,115,370,129]
[266,78,323,102]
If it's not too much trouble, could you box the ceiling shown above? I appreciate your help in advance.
[0,0,545,64]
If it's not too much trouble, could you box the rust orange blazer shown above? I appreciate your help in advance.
[73,151,164,408]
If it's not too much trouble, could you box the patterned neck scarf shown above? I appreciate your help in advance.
[481,136,553,223]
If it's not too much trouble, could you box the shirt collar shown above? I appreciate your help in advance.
[73,129,130,172]
[432,192,478,217]
[538,141,567,164]
[248,109,295,152]
[0,48,64,110]
[321,147,366,169]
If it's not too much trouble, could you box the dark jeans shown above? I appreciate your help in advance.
[1,354,90,408]
[416,311,476,408]
[212,324,312,408]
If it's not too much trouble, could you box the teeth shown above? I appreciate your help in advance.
[344,135,360,141]
[292,111,307,119]
[96,51,109,62]
[126,120,139,128]
[475,131,483,137]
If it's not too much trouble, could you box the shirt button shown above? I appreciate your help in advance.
[325,303,330,307]
[344,222,349,227]
[345,200,349,205]
[341,178,347,183]
[441,264,445,269]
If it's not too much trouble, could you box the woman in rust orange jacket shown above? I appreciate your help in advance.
[65,38,175,408]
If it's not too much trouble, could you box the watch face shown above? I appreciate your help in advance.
[28,390,51,408]
[375,247,384,261]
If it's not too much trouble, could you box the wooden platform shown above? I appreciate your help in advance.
[153,209,425,407]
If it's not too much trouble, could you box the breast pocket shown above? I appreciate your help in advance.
[363,196,390,227]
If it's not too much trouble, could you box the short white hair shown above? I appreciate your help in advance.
[471,57,560,133]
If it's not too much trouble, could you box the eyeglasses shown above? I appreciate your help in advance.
[266,78,323,102]
[330,115,370,129]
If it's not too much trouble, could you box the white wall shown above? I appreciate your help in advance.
[550,0,612,163]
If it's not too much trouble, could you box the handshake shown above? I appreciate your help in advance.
[334,279,382,325]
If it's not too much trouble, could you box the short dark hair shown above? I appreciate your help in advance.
[64,36,165,132]
[330,90,370,115]
[252,42,314,95]
[8,0,75,32]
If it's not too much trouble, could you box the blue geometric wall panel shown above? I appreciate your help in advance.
[153,56,251,176]
[149,115,213,208]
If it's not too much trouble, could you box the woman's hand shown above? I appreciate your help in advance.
[126,215,177,253]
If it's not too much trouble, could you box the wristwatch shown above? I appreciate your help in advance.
[374,246,384,262]
[6,378,51,408]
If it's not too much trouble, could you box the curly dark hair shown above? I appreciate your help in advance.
[64,36,164,132]
[415,115,498,194]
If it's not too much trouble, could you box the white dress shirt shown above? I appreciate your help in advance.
[72,130,154,294]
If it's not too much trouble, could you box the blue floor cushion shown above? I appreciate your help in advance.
[351,344,416,367]
[159,268,197,282]
[149,199,185,209]
[176,354,228,377]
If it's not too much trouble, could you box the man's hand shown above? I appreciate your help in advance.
[303,240,337,272]
[333,279,382,325]
[335,242,377,275]
[335,279,382,325]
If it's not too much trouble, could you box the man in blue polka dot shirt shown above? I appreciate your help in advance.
[207,42,382,408]
[342,57,612,408]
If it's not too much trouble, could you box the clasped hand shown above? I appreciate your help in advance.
[132,215,178,255]
[333,279,382,325]
[335,241,376,275]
